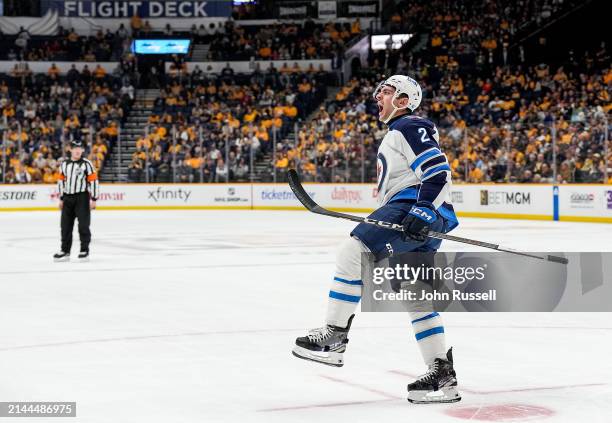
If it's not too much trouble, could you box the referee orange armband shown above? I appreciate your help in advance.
[87,173,98,182]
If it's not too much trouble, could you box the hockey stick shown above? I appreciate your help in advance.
[287,169,568,265]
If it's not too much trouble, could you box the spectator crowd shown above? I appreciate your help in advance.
[275,0,611,184]
[126,59,330,183]
[0,0,610,186]
[203,19,362,62]
[0,56,136,184]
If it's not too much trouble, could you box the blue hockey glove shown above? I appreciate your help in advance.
[401,202,438,242]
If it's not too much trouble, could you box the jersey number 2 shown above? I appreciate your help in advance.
[418,128,430,143]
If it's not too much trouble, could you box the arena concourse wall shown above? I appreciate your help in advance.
[167,59,333,74]
[0,183,611,223]
[0,61,120,74]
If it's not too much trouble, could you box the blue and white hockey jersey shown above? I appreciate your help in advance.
[376,114,458,230]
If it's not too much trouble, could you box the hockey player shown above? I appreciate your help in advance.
[292,75,461,404]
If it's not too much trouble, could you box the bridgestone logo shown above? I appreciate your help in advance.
[480,190,531,205]
[0,191,37,201]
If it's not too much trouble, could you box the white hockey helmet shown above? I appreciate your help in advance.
[373,75,422,123]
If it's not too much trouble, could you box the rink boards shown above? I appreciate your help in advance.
[0,183,611,223]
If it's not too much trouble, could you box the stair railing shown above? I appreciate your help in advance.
[1,131,6,183]
[88,124,94,165]
[199,126,204,183]
[16,121,23,158]
[293,122,300,182]
[249,138,254,183]
[605,114,610,183]
[360,132,365,183]
[172,125,177,183]
[145,124,150,184]
[272,125,277,183]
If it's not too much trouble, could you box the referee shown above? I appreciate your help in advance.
[53,140,100,262]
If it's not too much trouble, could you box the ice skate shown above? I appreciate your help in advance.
[407,348,461,404]
[78,251,89,262]
[53,251,70,262]
[292,315,354,367]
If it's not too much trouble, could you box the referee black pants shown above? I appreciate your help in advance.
[61,192,91,253]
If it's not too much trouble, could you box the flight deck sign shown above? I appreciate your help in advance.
[42,0,231,17]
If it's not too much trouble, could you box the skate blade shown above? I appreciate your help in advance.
[292,346,344,367]
[54,257,70,262]
[78,257,90,262]
[408,386,461,404]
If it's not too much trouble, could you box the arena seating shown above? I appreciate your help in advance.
[0,57,136,183]
[0,1,609,185]
[127,63,331,182]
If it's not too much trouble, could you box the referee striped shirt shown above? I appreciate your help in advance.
[57,158,100,200]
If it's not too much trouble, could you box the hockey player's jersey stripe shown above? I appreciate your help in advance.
[389,187,419,202]
[420,155,447,172]
[415,326,445,340]
[333,277,363,286]
[410,148,442,172]
[329,291,361,303]
[422,164,451,181]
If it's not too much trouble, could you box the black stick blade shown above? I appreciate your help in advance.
[288,169,318,212]
[287,169,364,223]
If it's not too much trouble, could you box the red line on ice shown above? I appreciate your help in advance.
[258,398,396,412]
[387,370,606,394]
[319,374,402,399]
[446,403,555,421]
[257,374,401,412]
[1,325,610,352]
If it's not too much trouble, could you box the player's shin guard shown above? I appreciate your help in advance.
[325,237,366,327]
[293,237,365,366]
[410,311,448,365]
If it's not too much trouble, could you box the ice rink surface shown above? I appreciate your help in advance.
[1,210,611,423]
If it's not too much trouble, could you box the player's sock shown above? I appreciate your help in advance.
[325,275,362,326]
[409,311,447,365]
[325,237,366,327]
